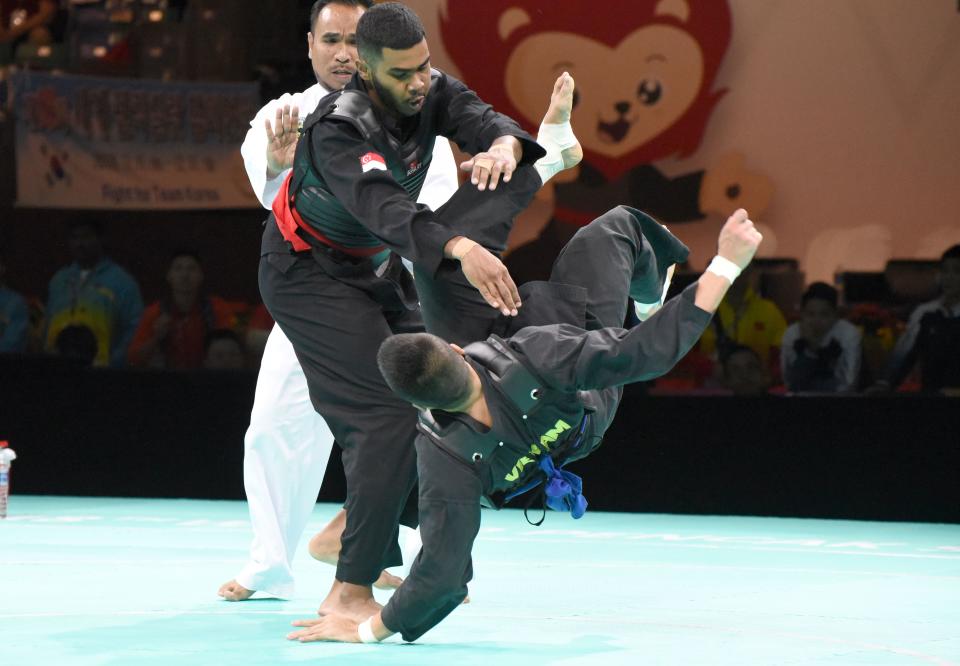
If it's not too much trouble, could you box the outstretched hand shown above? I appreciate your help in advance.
[265,104,300,177]
[287,615,360,643]
[460,142,518,192]
[454,242,522,316]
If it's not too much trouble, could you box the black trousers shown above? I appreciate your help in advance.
[385,206,690,640]
[414,166,544,347]
[258,166,542,585]
[549,205,688,330]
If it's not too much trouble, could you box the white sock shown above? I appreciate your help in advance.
[535,121,577,184]
[634,262,676,321]
[399,525,422,578]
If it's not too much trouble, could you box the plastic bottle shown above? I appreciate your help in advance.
[0,440,17,519]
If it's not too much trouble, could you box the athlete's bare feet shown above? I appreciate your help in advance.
[307,510,346,566]
[307,510,404,590]
[317,580,383,623]
[535,73,582,184]
[218,579,255,601]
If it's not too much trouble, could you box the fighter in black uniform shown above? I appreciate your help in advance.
[258,3,548,621]
[286,207,763,643]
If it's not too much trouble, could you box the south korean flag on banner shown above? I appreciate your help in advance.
[360,152,387,173]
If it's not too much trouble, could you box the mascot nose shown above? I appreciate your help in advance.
[614,101,631,115]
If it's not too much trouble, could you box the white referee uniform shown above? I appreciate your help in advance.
[236,81,459,598]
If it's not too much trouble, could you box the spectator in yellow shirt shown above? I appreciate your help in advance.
[698,263,787,376]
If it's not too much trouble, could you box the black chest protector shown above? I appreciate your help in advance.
[417,336,590,513]
[289,83,436,248]
[418,336,541,462]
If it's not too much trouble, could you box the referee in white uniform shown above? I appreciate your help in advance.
[219,0,458,601]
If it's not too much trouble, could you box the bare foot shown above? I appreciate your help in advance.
[541,72,583,169]
[373,570,404,590]
[307,509,346,565]
[534,73,582,185]
[218,579,255,601]
[543,73,573,124]
[308,510,403,590]
[317,580,383,623]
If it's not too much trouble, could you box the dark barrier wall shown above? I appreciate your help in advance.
[1,356,957,523]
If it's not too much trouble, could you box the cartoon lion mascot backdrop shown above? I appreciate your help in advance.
[440,0,773,281]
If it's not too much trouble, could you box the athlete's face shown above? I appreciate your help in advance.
[361,39,431,118]
[307,3,365,91]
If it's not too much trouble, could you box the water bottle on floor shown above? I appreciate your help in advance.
[0,440,17,519]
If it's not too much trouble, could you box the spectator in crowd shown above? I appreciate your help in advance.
[781,282,862,393]
[870,244,960,394]
[697,262,787,379]
[203,328,246,370]
[44,218,143,368]
[0,251,28,353]
[720,344,773,396]
[0,0,59,61]
[53,323,98,366]
[128,250,237,370]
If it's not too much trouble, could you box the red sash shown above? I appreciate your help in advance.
[271,172,386,257]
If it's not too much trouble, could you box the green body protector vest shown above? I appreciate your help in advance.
[289,85,436,249]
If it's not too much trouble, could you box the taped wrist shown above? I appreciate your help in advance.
[706,255,742,283]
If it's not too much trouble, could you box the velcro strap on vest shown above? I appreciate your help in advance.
[464,336,543,416]
[418,410,502,466]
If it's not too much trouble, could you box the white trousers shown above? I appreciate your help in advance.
[235,324,334,598]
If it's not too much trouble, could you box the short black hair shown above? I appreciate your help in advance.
[204,328,243,354]
[720,344,760,371]
[801,281,838,309]
[377,333,473,410]
[168,248,202,267]
[309,0,373,32]
[68,216,103,237]
[941,244,960,264]
[356,2,425,64]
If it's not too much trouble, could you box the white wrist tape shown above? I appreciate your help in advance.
[706,255,742,283]
[357,617,379,644]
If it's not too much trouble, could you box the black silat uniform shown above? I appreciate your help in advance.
[259,70,544,586]
[380,207,715,641]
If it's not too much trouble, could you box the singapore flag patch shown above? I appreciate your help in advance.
[360,152,387,173]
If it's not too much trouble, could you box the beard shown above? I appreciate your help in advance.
[369,73,415,118]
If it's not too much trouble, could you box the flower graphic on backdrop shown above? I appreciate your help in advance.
[24,86,71,133]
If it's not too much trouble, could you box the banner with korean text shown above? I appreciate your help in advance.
[12,72,260,209]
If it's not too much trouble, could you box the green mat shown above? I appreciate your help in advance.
[3,497,958,665]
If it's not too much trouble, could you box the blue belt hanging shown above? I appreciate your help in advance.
[539,456,588,520]
[503,414,590,524]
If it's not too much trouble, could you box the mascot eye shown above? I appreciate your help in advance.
[637,79,662,106]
